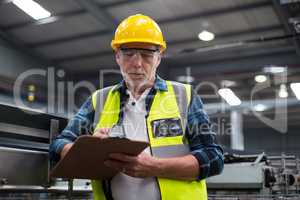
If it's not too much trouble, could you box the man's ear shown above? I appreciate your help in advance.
[115,50,121,66]
[155,53,162,68]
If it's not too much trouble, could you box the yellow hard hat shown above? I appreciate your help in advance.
[111,14,167,52]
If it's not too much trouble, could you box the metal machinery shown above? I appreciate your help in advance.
[207,152,300,200]
[0,103,93,200]
[1,102,300,200]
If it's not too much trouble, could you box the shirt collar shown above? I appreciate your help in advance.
[112,75,168,92]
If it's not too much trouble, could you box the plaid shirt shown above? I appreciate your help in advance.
[50,76,224,180]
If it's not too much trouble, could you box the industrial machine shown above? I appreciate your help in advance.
[0,103,93,200]
[207,152,300,200]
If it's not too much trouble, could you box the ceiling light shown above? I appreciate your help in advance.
[28,84,35,92]
[221,80,236,87]
[27,92,35,102]
[263,66,286,74]
[198,30,215,41]
[290,82,300,100]
[12,0,51,20]
[278,84,288,98]
[255,75,267,83]
[218,88,241,106]
[253,104,267,112]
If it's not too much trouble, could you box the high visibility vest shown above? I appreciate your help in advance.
[90,80,207,200]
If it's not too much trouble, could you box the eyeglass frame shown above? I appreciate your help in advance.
[119,47,160,61]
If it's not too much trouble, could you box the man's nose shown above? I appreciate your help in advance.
[131,52,143,67]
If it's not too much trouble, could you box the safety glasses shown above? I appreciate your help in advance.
[120,47,159,61]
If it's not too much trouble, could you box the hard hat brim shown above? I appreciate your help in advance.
[111,38,166,52]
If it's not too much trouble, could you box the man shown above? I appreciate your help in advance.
[50,14,224,200]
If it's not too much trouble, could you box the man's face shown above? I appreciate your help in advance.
[115,43,162,89]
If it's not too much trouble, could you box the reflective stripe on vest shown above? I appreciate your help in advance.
[91,81,207,200]
[170,81,190,133]
[91,86,117,200]
[92,86,113,129]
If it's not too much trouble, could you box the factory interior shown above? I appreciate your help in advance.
[0,0,300,199]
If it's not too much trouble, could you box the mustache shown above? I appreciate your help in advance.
[127,71,145,75]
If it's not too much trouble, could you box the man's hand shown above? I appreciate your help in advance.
[93,128,111,139]
[105,152,199,180]
[59,128,110,160]
[60,143,73,159]
[104,152,159,178]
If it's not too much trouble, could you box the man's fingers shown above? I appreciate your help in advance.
[109,153,137,162]
[104,159,138,175]
[102,128,111,134]
[94,133,108,139]
[60,143,73,158]
[93,128,110,139]
[95,128,110,135]
[93,133,107,139]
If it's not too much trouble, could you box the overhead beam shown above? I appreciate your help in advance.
[165,45,296,72]
[99,0,146,8]
[53,50,112,63]
[27,30,112,48]
[4,0,272,46]
[158,0,272,24]
[28,23,283,49]
[2,0,272,27]
[272,0,300,56]
[1,9,86,31]
[51,25,285,62]
[73,0,117,29]
[168,24,283,46]
[1,0,145,31]
[0,27,59,67]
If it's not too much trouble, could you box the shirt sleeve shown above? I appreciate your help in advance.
[49,96,95,162]
[186,90,224,180]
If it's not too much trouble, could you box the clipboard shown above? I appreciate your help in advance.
[50,135,149,180]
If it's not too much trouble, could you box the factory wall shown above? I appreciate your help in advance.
[0,38,43,79]
[244,127,300,157]
[0,38,62,115]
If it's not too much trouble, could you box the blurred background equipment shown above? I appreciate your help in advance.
[0,0,300,199]
[207,152,300,199]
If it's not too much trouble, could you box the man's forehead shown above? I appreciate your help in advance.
[120,42,159,50]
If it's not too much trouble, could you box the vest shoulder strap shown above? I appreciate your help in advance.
[169,81,192,137]
[93,86,114,129]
